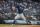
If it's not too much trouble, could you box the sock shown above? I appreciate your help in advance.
[13,20,16,24]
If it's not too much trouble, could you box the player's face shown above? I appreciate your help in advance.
[20,3,23,6]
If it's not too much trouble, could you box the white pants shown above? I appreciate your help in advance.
[15,13,26,21]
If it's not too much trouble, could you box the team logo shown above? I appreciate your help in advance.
[20,7,21,8]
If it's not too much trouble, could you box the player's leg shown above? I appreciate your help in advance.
[15,14,20,19]
[14,14,20,24]
[20,13,26,21]
[20,13,31,24]
[11,14,20,26]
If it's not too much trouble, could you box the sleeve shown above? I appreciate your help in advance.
[16,5,20,8]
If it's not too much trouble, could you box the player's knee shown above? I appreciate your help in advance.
[23,19,26,21]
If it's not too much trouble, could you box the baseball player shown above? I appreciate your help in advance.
[13,2,31,24]
[13,2,26,23]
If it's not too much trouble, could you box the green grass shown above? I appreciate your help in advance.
[0,25,9,26]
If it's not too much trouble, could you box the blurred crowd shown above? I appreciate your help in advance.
[0,0,40,20]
